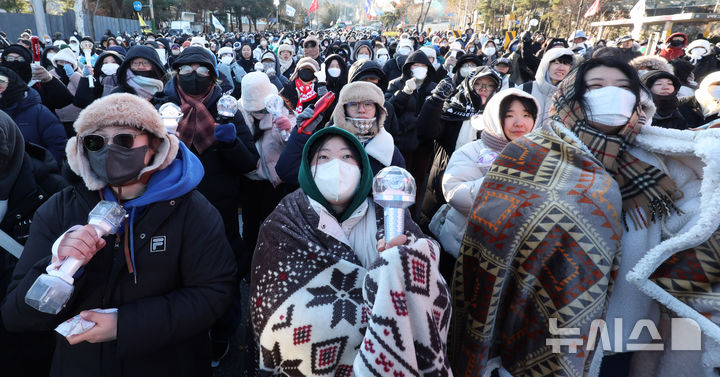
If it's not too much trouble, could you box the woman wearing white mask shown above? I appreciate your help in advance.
[252,126,451,377]
[679,71,720,128]
[685,39,720,84]
[73,50,125,110]
[216,46,247,98]
[451,57,720,377]
[385,50,437,187]
[375,47,390,67]
[49,47,84,136]
[351,40,375,63]
[480,39,498,66]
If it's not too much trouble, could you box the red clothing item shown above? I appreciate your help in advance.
[659,33,688,61]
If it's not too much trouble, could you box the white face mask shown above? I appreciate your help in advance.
[327,67,341,78]
[101,63,119,76]
[484,47,496,56]
[432,61,440,70]
[46,52,56,62]
[357,54,370,61]
[584,86,637,127]
[459,65,473,78]
[690,48,706,59]
[221,56,233,65]
[377,55,388,65]
[468,47,475,53]
[412,66,428,80]
[261,40,268,47]
[398,46,412,56]
[311,158,361,204]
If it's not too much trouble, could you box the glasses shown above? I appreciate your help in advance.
[0,75,8,85]
[3,55,25,63]
[82,132,145,152]
[346,101,375,110]
[178,65,210,77]
[475,84,497,90]
[304,41,317,48]
[130,60,152,69]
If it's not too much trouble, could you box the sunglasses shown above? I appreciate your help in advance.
[178,65,210,77]
[304,41,317,48]
[82,132,145,152]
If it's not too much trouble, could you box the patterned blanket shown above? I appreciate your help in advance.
[450,122,625,377]
[250,190,452,376]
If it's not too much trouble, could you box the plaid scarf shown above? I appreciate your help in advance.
[176,83,217,155]
[549,68,681,229]
[294,78,317,113]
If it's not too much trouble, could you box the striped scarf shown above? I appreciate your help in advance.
[549,68,681,229]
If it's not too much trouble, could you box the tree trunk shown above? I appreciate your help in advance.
[420,0,432,32]
[74,0,86,36]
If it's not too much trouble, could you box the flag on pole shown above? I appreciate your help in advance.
[286,4,296,17]
[629,0,645,39]
[583,0,600,18]
[308,0,318,13]
[211,14,225,32]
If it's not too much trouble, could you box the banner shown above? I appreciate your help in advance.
[583,0,600,18]
[286,4,296,17]
[629,0,645,39]
[211,14,225,32]
[308,0,318,13]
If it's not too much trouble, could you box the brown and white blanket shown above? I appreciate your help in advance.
[250,190,453,376]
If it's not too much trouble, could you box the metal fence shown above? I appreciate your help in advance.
[0,10,141,41]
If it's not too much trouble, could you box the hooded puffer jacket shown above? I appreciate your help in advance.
[520,47,576,127]
[351,40,375,62]
[429,89,539,257]
[382,53,407,83]
[659,32,688,61]
[258,50,289,90]
[385,50,437,156]
[2,94,237,377]
[416,66,500,230]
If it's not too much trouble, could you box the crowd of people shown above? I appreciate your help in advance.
[1,24,720,377]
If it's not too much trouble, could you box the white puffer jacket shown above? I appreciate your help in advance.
[429,89,540,256]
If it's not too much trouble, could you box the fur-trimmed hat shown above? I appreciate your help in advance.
[240,71,278,112]
[630,55,673,74]
[277,44,294,56]
[332,81,387,138]
[66,93,180,190]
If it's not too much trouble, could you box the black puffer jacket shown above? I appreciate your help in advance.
[162,78,259,263]
[385,51,437,156]
[382,54,407,83]
[0,111,67,377]
[679,96,720,128]
[2,181,236,377]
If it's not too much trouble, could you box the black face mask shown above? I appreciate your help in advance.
[1,61,31,83]
[178,72,213,95]
[298,69,315,82]
[652,93,679,116]
[669,39,684,47]
[131,69,158,79]
[87,144,148,186]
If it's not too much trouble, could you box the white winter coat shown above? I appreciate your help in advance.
[524,48,576,126]
[429,89,540,256]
